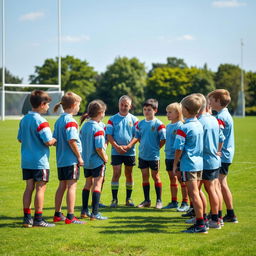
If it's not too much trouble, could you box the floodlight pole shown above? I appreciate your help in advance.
[1,0,5,120]
[240,39,245,117]
[58,0,61,92]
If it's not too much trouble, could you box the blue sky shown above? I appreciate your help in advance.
[1,0,255,83]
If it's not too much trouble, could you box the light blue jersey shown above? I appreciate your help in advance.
[17,111,53,169]
[174,118,203,172]
[80,120,106,169]
[106,113,138,156]
[135,118,166,161]
[216,108,235,163]
[53,113,82,168]
[165,121,183,160]
[198,113,225,170]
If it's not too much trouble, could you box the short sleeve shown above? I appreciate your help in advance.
[94,129,105,149]
[65,121,79,141]
[174,128,186,150]
[105,119,114,136]
[37,121,53,143]
[135,122,141,139]
[157,122,166,140]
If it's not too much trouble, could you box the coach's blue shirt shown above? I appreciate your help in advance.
[174,117,203,172]
[216,108,235,163]
[53,113,82,167]
[165,121,183,160]
[17,111,53,169]
[80,120,106,169]
[106,113,138,156]
[198,113,225,170]
[135,118,166,161]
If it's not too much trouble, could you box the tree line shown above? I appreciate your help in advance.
[1,56,256,115]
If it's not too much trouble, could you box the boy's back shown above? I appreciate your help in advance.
[18,111,52,169]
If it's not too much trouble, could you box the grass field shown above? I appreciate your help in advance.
[0,116,256,256]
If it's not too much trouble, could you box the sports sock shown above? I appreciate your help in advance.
[218,210,222,218]
[24,208,31,218]
[126,182,133,200]
[92,190,101,215]
[111,182,119,200]
[82,188,90,210]
[155,182,162,201]
[142,182,150,201]
[67,213,74,220]
[196,217,204,226]
[54,211,62,217]
[171,197,178,203]
[212,214,218,222]
[34,211,43,221]
[227,209,235,217]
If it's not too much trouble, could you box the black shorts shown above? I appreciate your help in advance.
[111,155,136,166]
[138,158,159,171]
[165,159,180,171]
[58,164,80,181]
[84,164,106,178]
[22,169,49,182]
[219,163,231,175]
[202,168,219,181]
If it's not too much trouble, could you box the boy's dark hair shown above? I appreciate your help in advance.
[143,98,158,110]
[207,89,231,107]
[30,90,52,108]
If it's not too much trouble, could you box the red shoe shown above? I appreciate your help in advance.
[65,217,86,224]
[53,213,66,222]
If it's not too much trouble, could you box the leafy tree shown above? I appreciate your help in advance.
[29,55,97,112]
[214,64,241,113]
[0,68,23,90]
[245,71,256,115]
[96,57,147,114]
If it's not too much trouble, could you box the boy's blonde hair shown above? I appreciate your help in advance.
[181,94,202,115]
[166,102,184,122]
[207,89,231,107]
[195,93,207,112]
[54,92,81,113]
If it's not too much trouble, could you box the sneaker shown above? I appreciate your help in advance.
[219,218,224,226]
[162,201,178,209]
[65,217,86,224]
[181,208,195,217]
[23,216,33,228]
[110,199,118,208]
[223,215,238,223]
[209,220,221,229]
[33,219,55,228]
[182,224,208,234]
[177,202,190,212]
[185,217,196,224]
[99,203,107,208]
[80,209,91,219]
[205,219,209,230]
[126,198,135,207]
[155,200,162,209]
[137,200,151,208]
[90,213,108,220]
[53,213,66,222]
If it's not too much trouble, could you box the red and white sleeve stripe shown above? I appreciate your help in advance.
[37,122,51,134]
[107,120,113,127]
[94,130,104,138]
[217,119,225,129]
[65,122,78,131]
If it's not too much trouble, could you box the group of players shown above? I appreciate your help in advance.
[18,88,237,233]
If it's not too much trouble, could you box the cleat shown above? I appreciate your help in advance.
[205,219,209,230]
[65,217,86,224]
[33,219,55,228]
[219,218,224,226]
[80,209,91,219]
[162,201,178,209]
[209,220,221,229]
[155,200,162,209]
[110,199,118,208]
[23,216,33,228]
[177,202,190,212]
[182,224,208,234]
[182,208,195,217]
[223,215,238,223]
[90,213,108,220]
[126,198,135,207]
[185,217,196,224]
[99,203,107,208]
[137,200,151,208]
[53,213,66,222]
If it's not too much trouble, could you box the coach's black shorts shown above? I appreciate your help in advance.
[165,159,180,171]
[84,164,106,178]
[111,155,136,166]
[58,164,80,181]
[22,169,49,182]
[202,168,219,181]
[138,158,159,171]
[219,163,231,176]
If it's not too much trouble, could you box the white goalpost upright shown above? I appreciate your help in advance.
[1,0,62,120]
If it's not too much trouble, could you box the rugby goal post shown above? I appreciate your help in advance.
[1,0,62,120]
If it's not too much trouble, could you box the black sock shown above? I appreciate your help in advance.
[34,212,42,221]
[82,189,90,210]
[143,183,150,201]
[54,211,62,217]
[218,210,222,218]
[92,191,101,215]
[203,213,208,221]
[196,218,204,226]
[126,182,133,200]
[227,209,235,217]
[111,182,119,200]
[212,214,218,222]
[155,182,162,201]
[67,213,74,220]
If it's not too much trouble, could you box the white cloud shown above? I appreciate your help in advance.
[177,34,195,41]
[212,0,247,8]
[158,34,196,42]
[20,11,45,21]
[61,35,91,43]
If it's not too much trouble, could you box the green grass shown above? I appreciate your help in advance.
[0,116,256,256]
